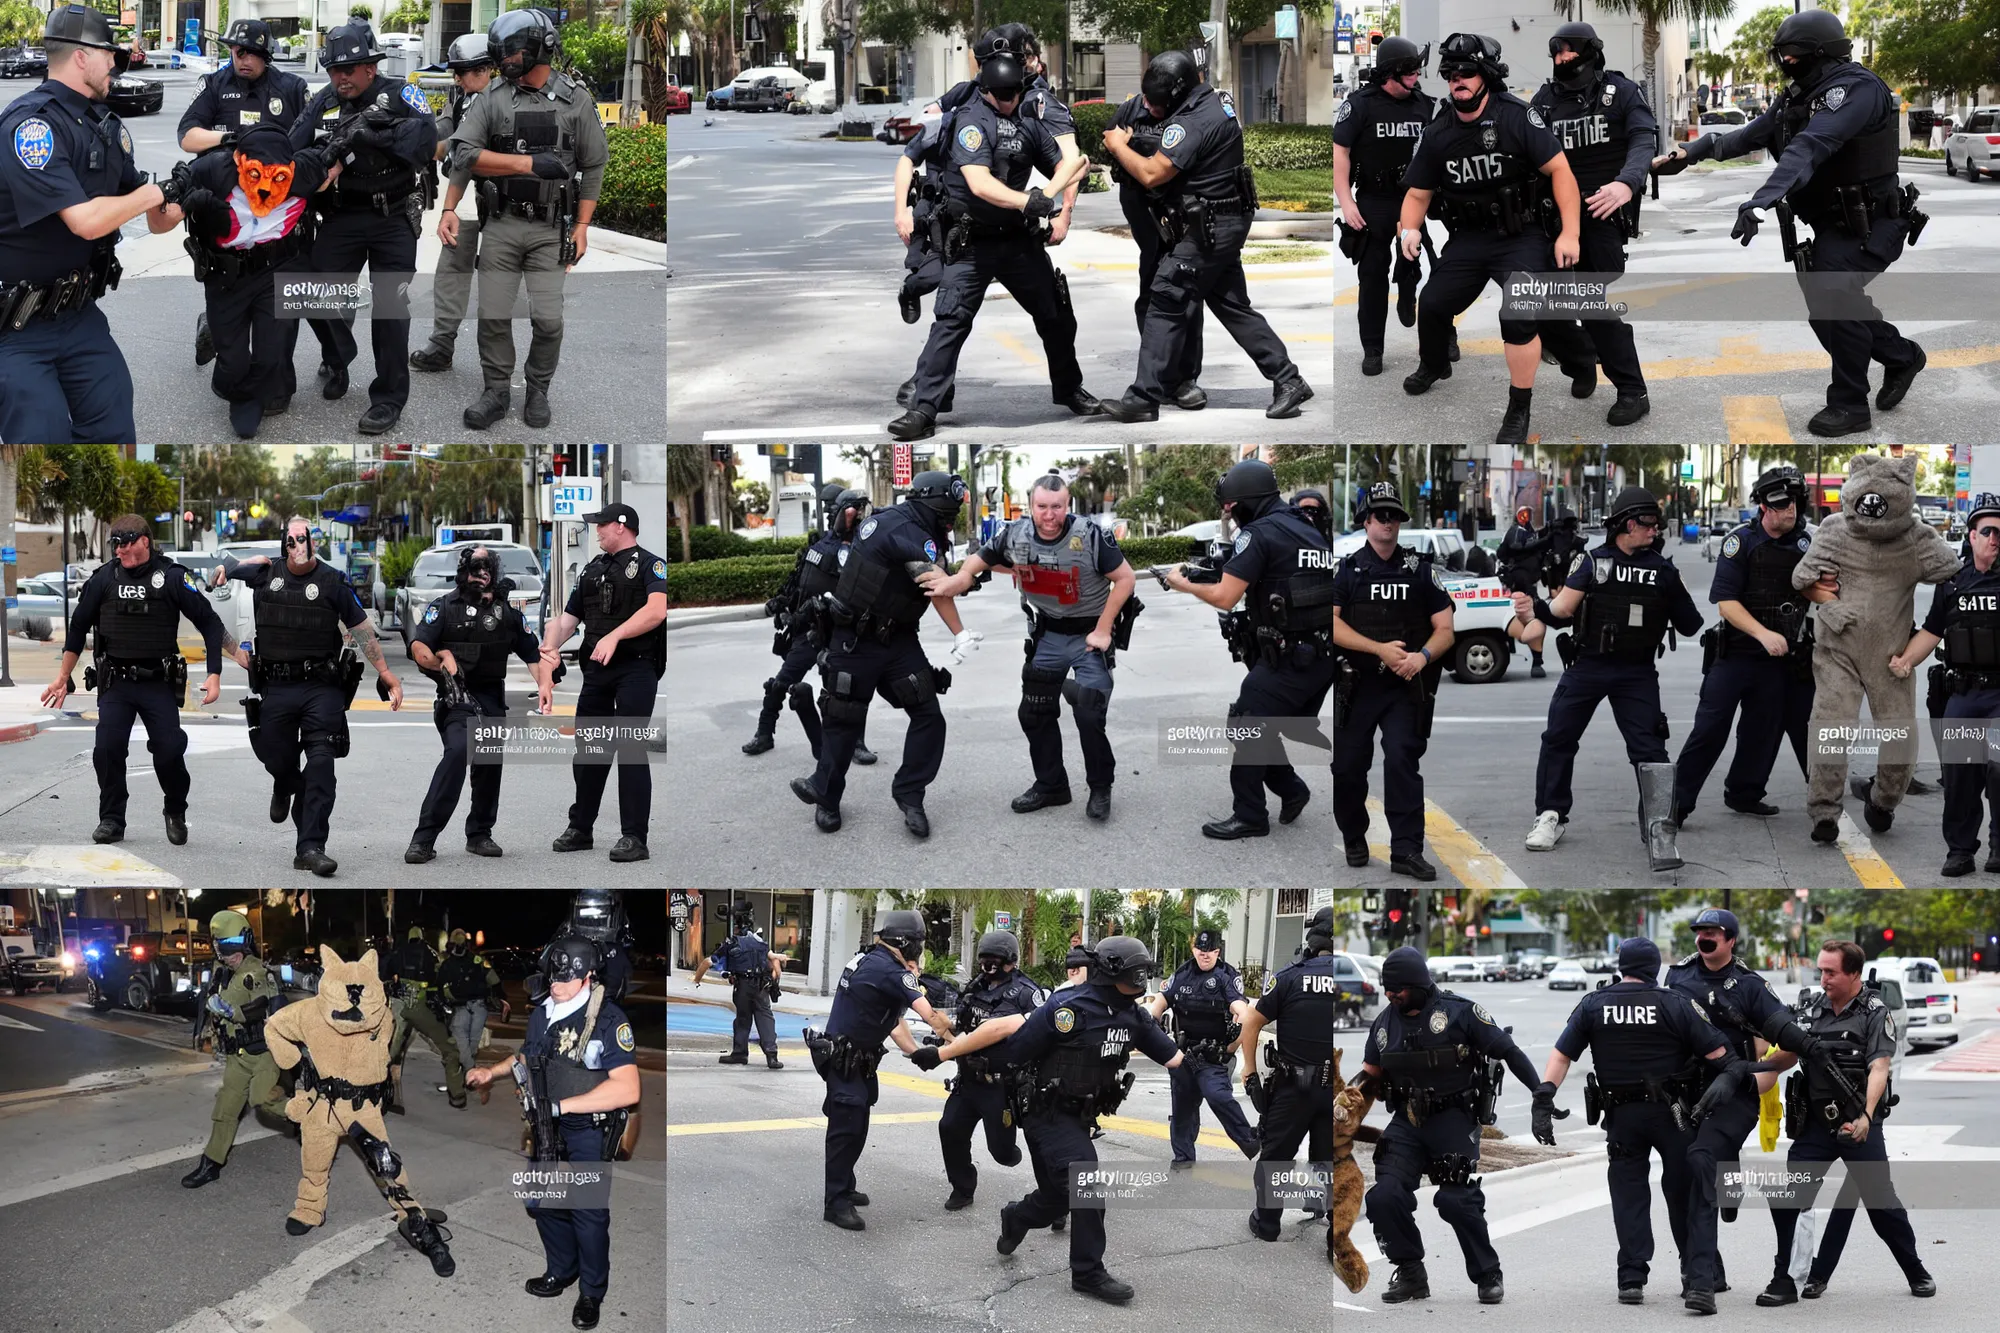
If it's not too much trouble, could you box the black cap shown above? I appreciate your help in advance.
[1617,937,1662,975]
[1357,480,1411,522]
[581,502,639,533]
[1381,946,1431,990]
[1692,908,1740,940]
[1969,493,2000,527]
[1193,929,1223,951]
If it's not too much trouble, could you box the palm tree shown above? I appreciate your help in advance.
[1562,0,1737,127]
[668,445,709,564]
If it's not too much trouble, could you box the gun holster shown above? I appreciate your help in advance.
[1699,626,1720,676]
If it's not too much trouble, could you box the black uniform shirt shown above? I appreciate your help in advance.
[1529,70,1656,195]
[937,92,1061,226]
[1403,89,1563,194]
[1554,977,1729,1079]
[1563,541,1706,637]
[290,74,437,181]
[1366,988,1539,1089]
[1662,953,1791,1062]
[1332,82,1437,191]
[1254,954,1342,1064]
[563,548,669,616]
[1331,543,1455,616]
[1713,522,1813,603]
[178,64,311,138]
[0,80,140,284]
[1922,558,2000,636]
[1156,82,1245,200]
[66,553,228,673]
[230,558,369,627]
[824,944,924,1047]
[996,980,1179,1068]
[1695,61,1896,212]
[412,588,540,674]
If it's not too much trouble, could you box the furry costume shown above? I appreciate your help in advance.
[1327,1057,1381,1292]
[263,947,453,1273]
[1790,454,1960,823]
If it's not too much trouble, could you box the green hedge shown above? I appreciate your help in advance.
[1244,122,1332,170]
[599,124,664,241]
[1117,535,1215,567]
[678,526,810,562]
[1073,101,1118,163]
[668,555,796,604]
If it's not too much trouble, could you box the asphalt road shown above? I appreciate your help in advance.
[1367,537,1997,890]
[665,110,1334,446]
[1328,155,2000,445]
[1,67,667,446]
[664,575,1337,889]
[0,630,662,888]
[665,973,2000,1329]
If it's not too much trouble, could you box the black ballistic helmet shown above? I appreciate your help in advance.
[489,7,560,73]
[1381,945,1432,991]
[979,52,1026,97]
[1089,936,1156,987]
[1550,21,1604,89]
[446,33,494,72]
[1752,465,1807,510]
[1305,906,1336,952]
[1142,50,1199,113]
[1770,9,1851,83]
[975,930,1019,969]
[832,489,870,535]
[1606,485,1662,534]
[223,19,276,59]
[874,909,928,961]
[819,481,846,508]
[540,934,600,982]
[974,23,1039,63]
[45,5,130,72]
[1371,36,1428,82]
[1437,32,1507,87]
[907,471,967,524]
[1215,459,1281,521]
[1064,944,1092,970]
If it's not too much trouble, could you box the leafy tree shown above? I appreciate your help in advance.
[561,20,631,93]
[1726,4,1792,84]
[1874,0,2000,100]
[1127,444,1231,531]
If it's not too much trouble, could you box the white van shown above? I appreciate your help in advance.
[1867,956,1959,1048]
[772,485,818,540]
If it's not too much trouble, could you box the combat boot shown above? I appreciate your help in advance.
[1476,1270,1504,1304]
[824,1200,865,1230]
[398,1211,456,1276]
[409,342,454,372]
[463,387,510,430]
[1267,377,1313,419]
[1383,1262,1430,1303]
[742,731,775,755]
[888,407,935,440]
[523,387,551,429]
[551,826,593,852]
[1757,1276,1798,1306]
[180,1156,224,1188]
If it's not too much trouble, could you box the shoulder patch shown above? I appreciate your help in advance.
[1219,90,1236,118]
[1472,1003,1495,1024]
[901,971,919,992]
[401,82,430,113]
[957,124,983,152]
[1162,124,1187,150]
[651,559,667,579]
[1823,85,1847,111]
[1690,999,1710,1023]
[616,1022,635,1051]
[13,118,54,171]
[1337,99,1354,123]
[424,605,439,624]
[1568,551,1586,576]
[1722,533,1741,558]
[1527,106,1547,129]
[859,518,878,540]
[1053,1006,1076,1034]
[1233,530,1252,554]
[922,539,938,562]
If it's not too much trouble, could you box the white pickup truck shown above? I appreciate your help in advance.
[1333,529,1519,683]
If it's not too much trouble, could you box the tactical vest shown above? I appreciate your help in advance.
[1574,552,1671,660]
[96,559,184,660]
[1244,509,1338,634]
[1798,991,1889,1118]
[1726,532,1811,651]
[723,933,767,979]
[438,952,491,1004]
[1165,965,1232,1040]
[206,71,298,132]
[1002,517,1110,623]
[435,592,516,686]
[1270,958,1341,1064]
[1338,547,1436,659]
[795,536,844,601]
[1349,86,1433,190]
[956,976,1015,1032]
[1942,573,2000,669]
[1034,1015,1128,1096]
[1584,984,1698,1082]
[253,566,345,662]
[489,94,573,207]
[832,508,933,631]
[1376,995,1481,1097]
[1775,74,1899,221]
[1431,97,1543,231]
[537,985,613,1103]
[397,940,437,985]
[218,959,277,1056]
[314,82,420,202]
[1536,77,1629,193]
[578,548,663,668]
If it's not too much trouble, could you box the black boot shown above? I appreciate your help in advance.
[824,1200,866,1230]
[91,820,124,844]
[398,1211,456,1276]
[1267,377,1313,418]
[1072,1273,1135,1303]
[1403,363,1450,395]
[888,407,936,440]
[465,835,503,857]
[1097,393,1159,423]
[1477,1270,1505,1304]
[180,1156,224,1188]
[293,848,338,878]
[1496,386,1531,447]
[742,731,776,755]
[404,840,436,864]
[1607,392,1651,426]
[1876,345,1926,410]
[1383,1262,1430,1303]
[1202,816,1269,839]
[1010,786,1072,813]
[1808,404,1872,437]
[1391,852,1437,881]
[1756,1276,1798,1307]
[164,813,188,846]
[551,826,593,852]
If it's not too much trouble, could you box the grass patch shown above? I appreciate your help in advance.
[1254,167,1332,213]
[1902,146,1943,158]
[1243,243,1329,264]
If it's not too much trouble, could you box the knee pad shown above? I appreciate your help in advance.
[1072,686,1110,732]
[1498,318,1540,345]
[788,681,817,713]
[885,669,940,714]
[819,672,869,729]
[1019,664,1065,723]
[761,676,788,709]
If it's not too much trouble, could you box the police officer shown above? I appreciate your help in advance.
[1544,508,1587,586]
[1240,908,1342,1241]
[1498,505,1552,677]
[0,5,188,444]
[220,516,404,878]
[1756,939,1936,1305]
[933,930,1043,1208]
[1106,76,1205,405]
[180,910,291,1188]
[467,935,639,1331]
[1099,51,1313,422]
[810,911,956,1229]
[745,488,877,763]
[404,544,552,862]
[540,503,667,862]
[1513,486,1704,867]
[1530,23,1656,426]
[385,924,467,1110]
[1891,491,2000,876]
[889,43,1099,441]
[178,17,310,378]
[44,515,227,846]
[1397,32,1583,448]
[692,905,783,1069]
[924,473,1136,820]
[291,21,437,435]
[437,928,509,1103]
[1293,489,1333,538]
[1144,927,1258,1164]
[1161,459,1337,839]
[444,9,607,431]
[1667,907,1841,1307]
[1674,466,1817,827]
[1333,36,1437,376]
[1332,481,1455,879]
[1539,936,1742,1307]
[1655,10,1925,438]
[793,472,982,837]
[921,937,1183,1303]
[1360,945,1548,1304]
[410,33,497,374]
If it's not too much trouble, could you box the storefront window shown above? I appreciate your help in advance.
[772,894,811,972]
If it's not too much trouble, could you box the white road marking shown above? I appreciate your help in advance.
[0,1130,276,1207]
[702,424,886,440]
[0,1013,42,1032]
[684,233,741,240]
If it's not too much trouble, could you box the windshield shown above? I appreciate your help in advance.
[410,549,542,589]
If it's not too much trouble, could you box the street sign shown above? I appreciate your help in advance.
[994,911,1012,930]
[893,443,913,487]
[1680,462,1695,480]
[552,477,602,521]
[0,546,14,564]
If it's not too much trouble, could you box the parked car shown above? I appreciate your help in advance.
[393,541,547,652]
[1325,951,1383,1027]
[704,85,733,110]
[1442,957,1482,984]
[1868,955,1960,1048]
[1699,107,1748,127]
[1547,959,1589,991]
[786,79,835,114]
[1510,948,1551,979]
[1331,528,1514,683]
[663,80,691,115]
[4,943,75,994]
[84,932,213,1014]
[1945,107,2000,180]
[1479,957,1508,982]
[1,47,48,78]
[6,574,73,635]
[106,73,165,116]
[730,64,808,111]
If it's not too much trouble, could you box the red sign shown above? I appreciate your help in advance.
[893,443,913,487]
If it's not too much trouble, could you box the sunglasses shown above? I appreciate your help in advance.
[1439,63,1481,78]
[1976,526,2000,541]
[1761,495,1796,510]
[284,534,314,548]
[1366,509,1403,524]
[1630,516,1662,530]
[109,532,144,548]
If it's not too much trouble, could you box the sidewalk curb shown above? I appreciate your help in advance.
[668,604,766,631]
[0,716,54,745]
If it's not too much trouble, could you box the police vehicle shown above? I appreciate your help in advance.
[393,540,547,652]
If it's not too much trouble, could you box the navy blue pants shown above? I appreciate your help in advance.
[1535,654,1667,817]
[1350,188,1419,356]
[1366,1106,1499,1281]
[820,1066,877,1207]
[1130,212,1296,403]
[1940,686,2000,856]
[528,1118,612,1299]
[569,660,658,840]
[1676,653,1813,816]
[810,628,944,812]
[1683,1085,1758,1290]
[1604,1100,1696,1289]
[1333,669,1428,857]
[1418,229,1548,371]
[1229,651,1337,825]
[758,633,826,755]
[414,689,506,843]
[1537,213,1645,394]
[1771,1120,1924,1286]
[1010,1106,1108,1280]
[938,1074,1020,1196]
[1170,1055,1260,1162]
[0,304,136,444]
[1801,222,1920,412]
[1120,184,1204,382]
[729,977,777,1058]
[306,205,418,411]
[1248,1077,1332,1238]
[907,231,1081,414]
[94,677,189,826]
[258,680,345,854]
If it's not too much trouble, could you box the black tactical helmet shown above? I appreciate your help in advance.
[1771,9,1851,80]
[1141,49,1200,113]
[489,7,560,74]
[567,889,622,944]
[1215,459,1281,523]
[974,23,1039,63]
[446,32,494,72]
[1381,945,1432,991]
[1557,507,1579,528]
[540,934,600,982]
[1550,20,1604,88]
[320,21,388,69]
[975,930,1019,968]
[907,471,968,524]
[819,481,846,507]
[1606,485,1663,533]
[874,909,927,961]
[1437,32,1507,87]
[222,18,275,59]
[44,5,129,72]
[1089,936,1156,987]
[1371,36,1428,81]
[1064,944,1092,970]
[832,489,869,536]
[1752,465,1807,509]
[979,52,1026,97]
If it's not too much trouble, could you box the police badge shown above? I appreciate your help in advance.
[1428,1010,1448,1034]
[1592,555,1614,584]
[1404,553,1420,573]
[624,560,637,578]
[271,97,285,115]
[150,571,164,589]
[272,576,284,589]
[1481,126,1498,149]
[465,604,478,617]
[1602,88,1615,106]
[305,583,320,600]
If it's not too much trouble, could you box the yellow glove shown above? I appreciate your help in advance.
[1758,1080,1783,1152]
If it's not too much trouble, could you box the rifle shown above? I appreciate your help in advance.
[512,1053,565,1162]
[1146,557,1224,591]
[558,170,583,267]
[191,963,234,1051]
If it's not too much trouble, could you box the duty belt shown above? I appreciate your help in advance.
[308,1073,392,1110]
[186,230,306,284]
[1189,195,1252,214]
[1942,666,2000,693]
[94,656,182,685]
[0,250,122,332]
[260,657,345,684]
[497,197,567,223]
[1033,612,1099,637]
[1355,165,1410,193]
[327,188,415,215]
[1269,1048,1337,1087]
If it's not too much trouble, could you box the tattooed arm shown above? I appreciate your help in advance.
[343,614,404,711]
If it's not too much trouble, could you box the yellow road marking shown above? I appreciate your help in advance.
[1836,813,1904,888]
[1719,336,1761,357]
[989,330,1043,370]
[1723,396,1794,445]
[1362,797,1527,888]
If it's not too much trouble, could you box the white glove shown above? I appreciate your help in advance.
[949,630,984,665]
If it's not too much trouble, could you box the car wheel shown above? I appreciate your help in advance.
[86,977,110,1010]
[124,976,152,1011]
[1946,152,1958,177]
[1452,633,1510,685]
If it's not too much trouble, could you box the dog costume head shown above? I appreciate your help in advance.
[233,123,301,217]
[317,946,390,1036]
[1838,453,1919,543]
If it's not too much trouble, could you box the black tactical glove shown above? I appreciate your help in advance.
[1731,205,1762,246]
[1691,1063,1745,1122]
[908,1045,943,1072]
[529,153,571,180]
[157,160,198,208]
[1022,186,1058,219]
[1531,1080,1569,1146]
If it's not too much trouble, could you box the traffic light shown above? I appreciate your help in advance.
[1382,888,1412,941]
[1882,927,1895,944]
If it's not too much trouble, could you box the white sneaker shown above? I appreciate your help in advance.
[1525,810,1565,851]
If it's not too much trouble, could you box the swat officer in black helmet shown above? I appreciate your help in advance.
[1539,936,1745,1308]
[810,910,956,1230]
[1239,908,1341,1241]
[1333,36,1437,377]
[1529,23,1656,427]
[1292,490,1332,538]
[541,502,667,863]
[1398,32,1583,448]
[1361,944,1548,1304]
[403,544,553,864]
[1674,466,1817,829]
[45,515,229,847]
[1144,926,1258,1164]
[932,930,1044,1210]
[1656,10,1926,438]
[920,936,1183,1304]
[1099,51,1313,422]
[291,20,437,436]
[1512,486,1704,869]
[692,902,783,1070]
[793,472,982,838]
[1160,459,1336,839]
[1332,480,1455,880]
[745,487,876,764]
[1105,59,1206,406]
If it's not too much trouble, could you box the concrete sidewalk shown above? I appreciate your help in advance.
[0,636,65,744]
